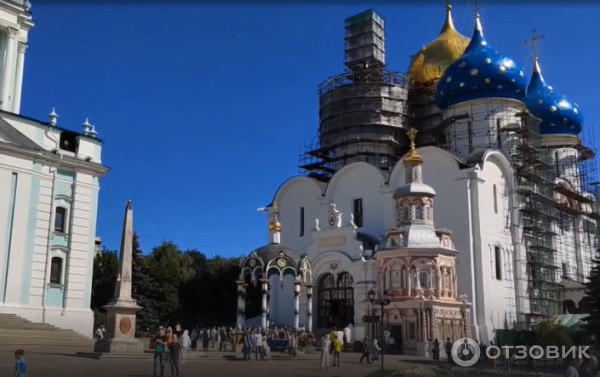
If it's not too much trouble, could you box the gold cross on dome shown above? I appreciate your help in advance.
[525,29,545,58]
[407,128,418,151]
[445,0,451,7]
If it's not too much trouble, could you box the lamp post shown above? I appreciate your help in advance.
[368,289,392,377]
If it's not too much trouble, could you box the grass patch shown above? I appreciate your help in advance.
[364,370,398,377]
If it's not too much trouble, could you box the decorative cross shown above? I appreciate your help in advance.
[445,0,451,7]
[525,29,545,58]
[407,128,418,151]
[472,0,481,16]
[272,202,279,214]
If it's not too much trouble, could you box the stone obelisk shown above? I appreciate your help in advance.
[94,200,143,353]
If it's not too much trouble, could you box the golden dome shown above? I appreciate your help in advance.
[407,4,470,87]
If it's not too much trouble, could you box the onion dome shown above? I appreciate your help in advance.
[407,4,470,87]
[525,58,583,135]
[435,14,528,110]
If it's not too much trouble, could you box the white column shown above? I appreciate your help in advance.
[1,28,18,111]
[236,281,246,330]
[260,279,268,330]
[12,42,26,114]
[293,280,301,330]
[306,284,313,333]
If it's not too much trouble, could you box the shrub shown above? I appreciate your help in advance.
[400,367,436,377]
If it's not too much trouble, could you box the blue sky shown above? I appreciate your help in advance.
[21,4,599,256]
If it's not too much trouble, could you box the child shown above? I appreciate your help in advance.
[168,334,181,377]
[333,339,342,367]
[14,349,26,377]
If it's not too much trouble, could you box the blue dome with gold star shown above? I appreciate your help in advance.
[525,58,583,135]
[435,14,528,110]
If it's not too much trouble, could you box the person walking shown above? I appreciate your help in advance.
[179,330,191,365]
[432,339,440,361]
[153,329,168,377]
[359,336,371,364]
[254,330,265,361]
[168,334,181,377]
[333,338,342,367]
[320,335,331,371]
[444,338,453,365]
[371,339,381,366]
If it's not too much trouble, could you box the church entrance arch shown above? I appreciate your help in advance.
[317,272,354,329]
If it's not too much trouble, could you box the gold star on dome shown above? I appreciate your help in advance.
[511,79,516,83]
[558,99,570,110]
[485,58,491,64]
[519,71,524,77]
[503,60,515,68]
[480,41,487,46]
[574,108,579,114]
[537,100,543,105]
[446,76,452,83]
[516,89,521,93]
[499,66,506,74]
[563,118,568,123]
[470,68,479,76]
[459,62,466,68]
[459,82,465,87]
[548,86,553,92]
[549,106,557,113]
[485,78,491,84]
[473,86,478,90]
[498,85,503,89]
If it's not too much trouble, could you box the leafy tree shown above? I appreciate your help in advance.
[584,255,600,347]
[91,249,118,310]
[131,232,157,331]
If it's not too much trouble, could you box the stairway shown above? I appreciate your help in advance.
[0,313,94,352]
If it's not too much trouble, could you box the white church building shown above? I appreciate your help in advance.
[0,0,107,337]
[239,6,598,354]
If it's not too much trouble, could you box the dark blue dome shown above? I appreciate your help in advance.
[435,15,528,110]
[525,58,583,136]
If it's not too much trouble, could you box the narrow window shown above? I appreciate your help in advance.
[494,246,502,280]
[496,118,502,148]
[391,271,401,289]
[54,207,67,233]
[299,207,305,237]
[50,257,63,285]
[562,263,569,279]
[493,184,498,214]
[555,151,560,176]
[352,198,363,227]
[418,271,429,288]
[415,205,424,220]
[403,206,410,222]
[468,120,473,153]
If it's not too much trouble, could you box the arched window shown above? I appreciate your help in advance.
[418,271,430,289]
[415,205,424,220]
[403,206,410,222]
[54,207,67,233]
[317,272,354,328]
[50,257,63,285]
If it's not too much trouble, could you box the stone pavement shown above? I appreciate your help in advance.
[0,350,429,377]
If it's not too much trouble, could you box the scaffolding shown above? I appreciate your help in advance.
[299,10,411,181]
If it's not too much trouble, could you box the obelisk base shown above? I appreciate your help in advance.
[97,299,143,353]
[94,337,144,353]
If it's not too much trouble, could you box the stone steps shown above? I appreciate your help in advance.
[0,313,94,350]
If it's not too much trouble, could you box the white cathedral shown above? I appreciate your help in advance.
[0,0,107,337]
[237,6,598,356]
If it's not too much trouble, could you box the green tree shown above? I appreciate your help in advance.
[91,249,118,310]
[131,232,158,331]
[584,255,600,347]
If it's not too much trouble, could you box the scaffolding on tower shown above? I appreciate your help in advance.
[298,10,411,182]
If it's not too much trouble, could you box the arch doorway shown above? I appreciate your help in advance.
[317,272,354,328]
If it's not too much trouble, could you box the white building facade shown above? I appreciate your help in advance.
[250,9,598,351]
[0,0,108,337]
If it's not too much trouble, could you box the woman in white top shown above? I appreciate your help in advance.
[254,332,265,361]
[371,339,381,365]
[321,336,331,371]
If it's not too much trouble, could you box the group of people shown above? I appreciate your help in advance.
[151,326,192,377]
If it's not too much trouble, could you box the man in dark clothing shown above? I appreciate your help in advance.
[444,338,453,365]
[581,356,598,377]
[169,335,181,377]
[153,329,168,377]
[359,337,371,364]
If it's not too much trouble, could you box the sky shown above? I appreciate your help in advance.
[20,3,600,257]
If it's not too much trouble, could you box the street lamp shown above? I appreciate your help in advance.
[368,289,392,377]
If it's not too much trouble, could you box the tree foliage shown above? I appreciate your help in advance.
[91,233,257,330]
